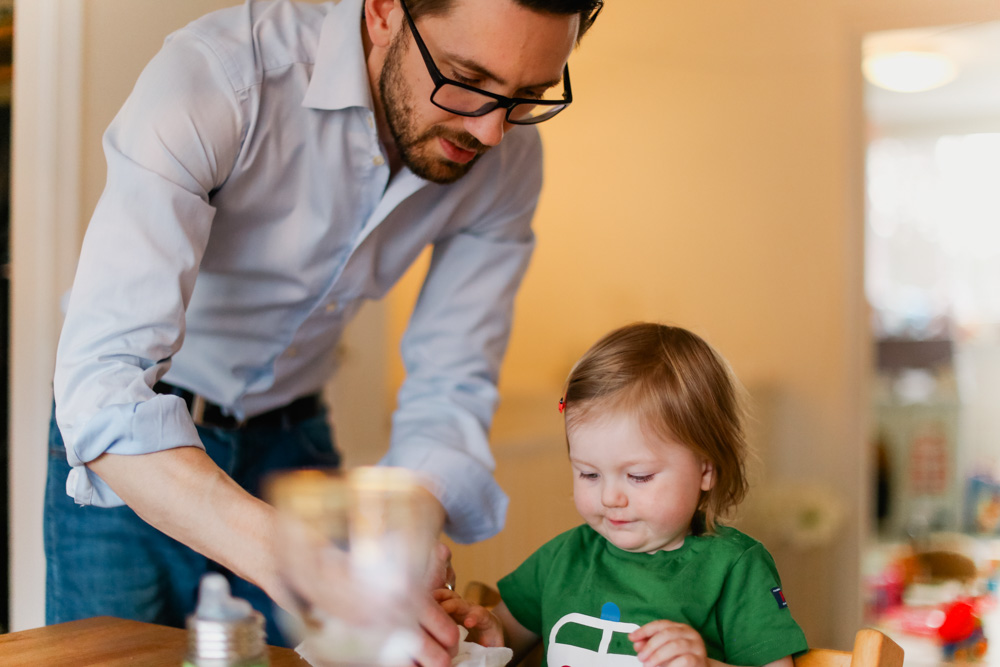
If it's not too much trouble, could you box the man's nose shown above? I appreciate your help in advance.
[462,108,508,147]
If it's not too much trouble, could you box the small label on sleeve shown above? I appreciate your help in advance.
[771,586,788,609]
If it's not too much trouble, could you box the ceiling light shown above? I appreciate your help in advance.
[863,51,958,93]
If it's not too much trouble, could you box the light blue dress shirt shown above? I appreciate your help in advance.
[53,0,542,543]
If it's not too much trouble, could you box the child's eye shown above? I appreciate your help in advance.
[578,471,600,480]
[629,474,655,483]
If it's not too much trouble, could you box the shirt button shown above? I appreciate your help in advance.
[286,346,298,358]
[367,116,374,129]
[372,155,385,167]
[325,302,338,313]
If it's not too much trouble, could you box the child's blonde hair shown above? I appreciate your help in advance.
[562,322,749,533]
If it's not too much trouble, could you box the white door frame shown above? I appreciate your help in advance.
[9,0,83,631]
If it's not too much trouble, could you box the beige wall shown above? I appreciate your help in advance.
[18,0,1000,647]
[393,0,870,646]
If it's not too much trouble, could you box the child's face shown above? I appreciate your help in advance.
[568,410,715,554]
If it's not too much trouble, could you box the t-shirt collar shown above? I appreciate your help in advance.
[600,529,698,563]
[302,0,374,112]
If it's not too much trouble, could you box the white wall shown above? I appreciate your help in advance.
[10,0,83,632]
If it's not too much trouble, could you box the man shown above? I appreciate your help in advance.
[46,0,601,663]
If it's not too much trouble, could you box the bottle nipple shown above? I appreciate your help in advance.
[195,573,254,621]
[186,573,269,666]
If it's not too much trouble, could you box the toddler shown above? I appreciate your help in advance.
[439,322,808,667]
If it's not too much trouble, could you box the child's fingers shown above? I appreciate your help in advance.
[435,598,495,631]
[432,587,462,603]
[456,604,493,633]
[634,632,681,663]
[436,596,477,625]
[642,648,706,667]
[631,623,706,667]
[629,619,689,640]
[638,638,706,667]
[464,610,506,648]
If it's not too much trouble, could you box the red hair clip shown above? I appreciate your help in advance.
[558,397,565,413]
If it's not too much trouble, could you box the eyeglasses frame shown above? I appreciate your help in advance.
[397,0,573,125]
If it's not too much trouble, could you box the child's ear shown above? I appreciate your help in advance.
[700,459,716,491]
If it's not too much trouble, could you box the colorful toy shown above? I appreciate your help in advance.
[937,600,988,662]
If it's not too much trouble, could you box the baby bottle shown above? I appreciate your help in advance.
[184,572,269,667]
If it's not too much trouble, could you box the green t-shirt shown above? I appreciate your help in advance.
[498,524,808,667]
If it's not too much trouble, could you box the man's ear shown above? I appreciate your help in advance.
[364,0,400,49]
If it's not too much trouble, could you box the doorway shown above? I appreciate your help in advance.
[862,19,1000,662]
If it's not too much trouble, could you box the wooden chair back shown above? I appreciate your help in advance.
[794,629,904,667]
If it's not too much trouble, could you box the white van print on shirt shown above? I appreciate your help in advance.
[547,602,641,667]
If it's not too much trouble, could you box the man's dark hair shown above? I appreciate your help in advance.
[406,0,603,42]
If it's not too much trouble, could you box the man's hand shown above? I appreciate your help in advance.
[274,518,459,667]
[408,540,460,666]
[426,541,457,591]
[630,620,709,667]
[415,591,461,667]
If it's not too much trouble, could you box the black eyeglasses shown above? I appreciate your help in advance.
[398,0,572,125]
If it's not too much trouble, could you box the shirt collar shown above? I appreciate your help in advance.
[302,0,373,111]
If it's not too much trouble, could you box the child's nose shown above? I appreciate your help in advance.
[601,482,627,508]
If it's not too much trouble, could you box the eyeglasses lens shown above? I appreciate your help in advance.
[431,84,568,125]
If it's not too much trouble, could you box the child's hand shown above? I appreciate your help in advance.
[432,588,505,648]
[630,620,709,667]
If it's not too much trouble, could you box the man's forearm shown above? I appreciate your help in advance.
[86,446,288,607]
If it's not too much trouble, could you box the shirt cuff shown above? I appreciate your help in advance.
[64,394,204,507]
[380,441,508,544]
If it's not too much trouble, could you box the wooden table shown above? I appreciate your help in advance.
[0,616,308,666]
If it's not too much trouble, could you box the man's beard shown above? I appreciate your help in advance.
[379,32,488,185]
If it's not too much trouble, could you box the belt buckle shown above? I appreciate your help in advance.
[190,394,207,426]
[190,394,246,430]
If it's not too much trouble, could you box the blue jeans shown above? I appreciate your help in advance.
[44,402,341,647]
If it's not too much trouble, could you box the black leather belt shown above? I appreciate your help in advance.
[154,382,323,430]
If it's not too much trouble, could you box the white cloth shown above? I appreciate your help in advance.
[453,626,515,667]
[295,624,513,667]
[295,618,422,667]
[52,0,542,543]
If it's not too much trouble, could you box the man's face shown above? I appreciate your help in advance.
[378,0,578,184]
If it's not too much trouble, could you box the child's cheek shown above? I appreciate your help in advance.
[575,489,598,516]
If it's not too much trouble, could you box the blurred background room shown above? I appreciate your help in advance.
[8,0,1000,657]
[860,19,1000,665]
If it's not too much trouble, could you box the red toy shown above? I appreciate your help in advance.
[938,600,988,662]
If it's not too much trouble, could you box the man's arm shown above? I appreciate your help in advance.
[87,448,460,666]
[54,26,242,507]
[381,127,544,544]
[87,447,287,604]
